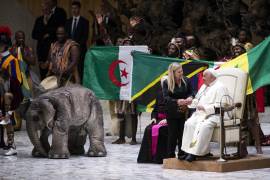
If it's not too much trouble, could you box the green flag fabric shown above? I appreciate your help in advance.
[131,51,209,111]
[83,37,270,112]
[221,36,270,94]
[83,46,149,100]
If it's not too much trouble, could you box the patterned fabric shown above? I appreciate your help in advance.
[10,46,32,98]
[49,39,78,75]
[9,45,33,61]
[0,51,22,84]
[0,51,23,110]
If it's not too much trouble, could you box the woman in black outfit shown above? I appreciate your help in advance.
[137,77,168,164]
[163,62,194,159]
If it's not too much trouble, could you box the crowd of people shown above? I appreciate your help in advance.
[0,0,269,164]
[0,0,88,156]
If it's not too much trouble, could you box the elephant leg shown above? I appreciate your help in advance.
[86,100,107,157]
[68,127,86,155]
[40,128,51,153]
[49,124,70,159]
[32,128,51,158]
[87,126,107,157]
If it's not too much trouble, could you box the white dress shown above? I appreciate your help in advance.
[181,80,229,156]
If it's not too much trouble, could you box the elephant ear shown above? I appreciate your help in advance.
[28,100,43,121]
[17,99,31,120]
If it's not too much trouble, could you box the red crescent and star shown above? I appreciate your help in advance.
[108,60,129,87]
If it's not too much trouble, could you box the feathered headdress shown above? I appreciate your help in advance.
[0,26,12,38]
[0,26,12,46]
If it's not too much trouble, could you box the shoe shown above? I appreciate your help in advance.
[177,151,187,160]
[4,147,17,156]
[129,140,137,145]
[185,154,196,162]
[178,150,186,156]
[203,152,213,157]
[112,138,126,144]
[178,154,187,160]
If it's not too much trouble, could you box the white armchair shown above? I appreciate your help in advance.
[211,68,248,161]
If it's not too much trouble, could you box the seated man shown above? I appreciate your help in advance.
[181,68,229,162]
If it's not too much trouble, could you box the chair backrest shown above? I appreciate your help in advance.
[216,68,248,119]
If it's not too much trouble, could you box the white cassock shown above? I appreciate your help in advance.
[181,79,229,156]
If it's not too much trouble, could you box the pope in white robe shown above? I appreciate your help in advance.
[181,68,229,158]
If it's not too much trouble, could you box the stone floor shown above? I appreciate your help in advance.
[0,104,270,180]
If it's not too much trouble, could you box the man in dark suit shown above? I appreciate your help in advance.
[32,0,66,80]
[47,0,67,28]
[65,1,89,82]
[44,0,67,42]
[32,2,54,79]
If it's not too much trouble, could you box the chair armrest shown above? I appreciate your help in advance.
[215,102,242,113]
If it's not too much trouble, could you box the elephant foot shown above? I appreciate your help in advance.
[32,148,47,158]
[87,150,107,157]
[48,150,70,159]
[87,144,107,157]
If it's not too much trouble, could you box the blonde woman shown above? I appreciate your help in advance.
[162,62,194,159]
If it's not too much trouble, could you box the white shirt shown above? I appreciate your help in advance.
[51,6,56,14]
[72,16,80,33]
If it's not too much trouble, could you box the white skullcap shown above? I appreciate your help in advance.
[205,68,218,77]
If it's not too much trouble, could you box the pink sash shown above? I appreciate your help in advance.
[151,124,167,157]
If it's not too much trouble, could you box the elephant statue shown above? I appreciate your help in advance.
[23,84,107,159]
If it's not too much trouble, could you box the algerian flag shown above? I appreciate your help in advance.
[83,46,149,100]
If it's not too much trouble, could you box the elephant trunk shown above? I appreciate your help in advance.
[26,119,48,157]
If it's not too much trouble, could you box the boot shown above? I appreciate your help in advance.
[0,125,7,148]
[130,114,138,145]
[5,122,17,156]
[112,114,126,144]
[185,153,196,162]
[239,140,248,158]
